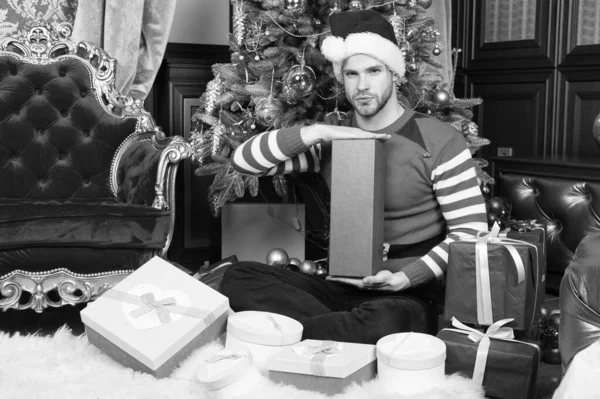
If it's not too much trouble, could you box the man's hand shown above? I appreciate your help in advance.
[301,124,391,146]
[327,270,411,292]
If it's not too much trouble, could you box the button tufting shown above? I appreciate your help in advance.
[59,154,66,160]
[83,178,90,184]
[37,129,44,136]
[36,88,43,95]
[80,91,87,98]
[59,69,66,77]
[10,68,17,75]
[61,109,68,117]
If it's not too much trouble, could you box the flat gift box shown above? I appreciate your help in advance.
[267,339,376,395]
[444,236,544,330]
[437,327,540,399]
[328,139,385,277]
[80,256,230,378]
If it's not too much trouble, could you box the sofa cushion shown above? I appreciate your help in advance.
[0,198,170,249]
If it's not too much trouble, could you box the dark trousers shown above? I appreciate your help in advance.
[220,261,435,344]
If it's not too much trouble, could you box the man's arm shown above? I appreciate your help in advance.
[400,138,488,288]
[230,123,391,176]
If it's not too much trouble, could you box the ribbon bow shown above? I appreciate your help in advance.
[129,292,177,324]
[205,351,250,365]
[451,317,514,386]
[304,341,341,376]
[460,223,537,325]
[507,219,544,232]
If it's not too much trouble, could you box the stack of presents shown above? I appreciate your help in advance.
[79,215,546,398]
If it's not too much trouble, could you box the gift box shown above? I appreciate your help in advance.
[197,348,262,399]
[444,227,544,330]
[267,339,376,395]
[226,311,303,376]
[437,318,540,399]
[376,332,447,395]
[329,139,385,277]
[80,256,230,378]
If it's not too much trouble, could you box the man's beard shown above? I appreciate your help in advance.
[348,82,394,118]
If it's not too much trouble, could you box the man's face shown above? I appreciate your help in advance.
[342,54,395,118]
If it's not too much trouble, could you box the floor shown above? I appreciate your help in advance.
[0,305,562,398]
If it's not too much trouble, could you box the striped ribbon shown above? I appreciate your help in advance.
[303,341,341,377]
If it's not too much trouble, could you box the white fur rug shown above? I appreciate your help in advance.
[0,326,485,399]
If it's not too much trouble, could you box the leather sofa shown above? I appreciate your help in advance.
[492,156,600,370]
[0,24,191,312]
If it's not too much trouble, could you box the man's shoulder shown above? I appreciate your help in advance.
[412,111,465,149]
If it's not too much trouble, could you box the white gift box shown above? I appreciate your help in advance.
[225,311,303,376]
[197,348,262,399]
[267,339,377,395]
[80,256,230,378]
[376,332,447,395]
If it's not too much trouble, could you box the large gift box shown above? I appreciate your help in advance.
[437,318,540,399]
[267,339,376,395]
[444,225,544,330]
[80,256,230,378]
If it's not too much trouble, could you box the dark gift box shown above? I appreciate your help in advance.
[437,322,540,399]
[444,231,544,330]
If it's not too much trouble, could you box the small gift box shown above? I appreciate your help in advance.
[80,256,230,378]
[225,311,303,376]
[197,348,263,399]
[437,318,540,399]
[376,332,447,395]
[444,224,544,330]
[267,339,376,395]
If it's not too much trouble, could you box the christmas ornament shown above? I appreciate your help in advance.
[407,0,417,7]
[389,10,405,48]
[348,0,364,11]
[542,326,561,364]
[464,121,479,136]
[280,0,306,17]
[417,0,433,9]
[432,88,450,105]
[232,1,246,46]
[289,257,302,267]
[486,196,511,228]
[190,129,207,165]
[481,184,490,195]
[255,96,284,126]
[211,122,227,158]
[203,77,224,116]
[432,45,441,56]
[299,260,317,275]
[315,266,328,278]
[283,64,316,98]
[266,248,290,267]
[407,62,418,73]
[284,263,300,272]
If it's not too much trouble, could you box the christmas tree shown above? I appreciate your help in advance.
[191,0,492,217]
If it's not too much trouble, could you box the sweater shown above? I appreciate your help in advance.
[231,109,488,287]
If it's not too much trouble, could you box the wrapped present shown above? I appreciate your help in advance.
[376,332,447,395]
[226,311,303,376]
[437,318,540,399]
[267,339,376,395]
[80,256,230,378]
[197,348,262,399]
[444,224,544,330]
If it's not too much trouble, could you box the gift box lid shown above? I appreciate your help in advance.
[80,256,230,371]
[376,332,446,370]
[227,311,303,346]
[197,348,253,391]
[267,339,376,379]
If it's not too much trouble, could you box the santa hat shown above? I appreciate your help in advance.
[321,9,406,83]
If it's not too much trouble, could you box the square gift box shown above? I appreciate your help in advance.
[80,256,230,378]
[267,339,376,395]
[443,231,544,330]
[437,319,540,399]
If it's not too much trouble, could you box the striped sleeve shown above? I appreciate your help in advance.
[230,125,322,176]
[401,136,488,287]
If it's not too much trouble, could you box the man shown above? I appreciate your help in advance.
[220,10,488,344]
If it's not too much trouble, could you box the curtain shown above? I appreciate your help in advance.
[425,0,453,87]
[72,0,177,101]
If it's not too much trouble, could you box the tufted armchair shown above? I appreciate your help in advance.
[0,24,191,312]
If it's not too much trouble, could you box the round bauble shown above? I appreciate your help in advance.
[547,312,560,330]
[417,0,433,9]
[315,266,328,278]
[283,263,300,272]
[283,64,316,98]
[280,0,306,17]
[299,260,317,275]
[289,257,302,267]
[432,46,441,56]
[266,248,289,267]
[433,89,450,105]
[487,197,511,216]
[348,0,364,11]
[542,346,561,365]
[481,184,490,195]
[407,62,419,73]
[255,96,284,126]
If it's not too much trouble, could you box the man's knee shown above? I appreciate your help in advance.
[220,261,269,295]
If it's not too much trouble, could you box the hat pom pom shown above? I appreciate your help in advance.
[321,36,346,63]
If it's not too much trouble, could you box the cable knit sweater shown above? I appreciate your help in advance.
[231,109,488,287]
